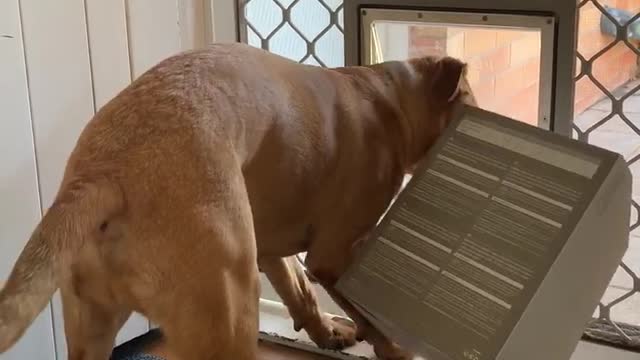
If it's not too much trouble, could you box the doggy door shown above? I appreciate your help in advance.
[361,9,555,130]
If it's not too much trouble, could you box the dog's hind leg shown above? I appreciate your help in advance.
[159,264,259,360]
[259,256,356,350]
[61,286,131,360]
[155,219,259,359]
[145,175,260,360]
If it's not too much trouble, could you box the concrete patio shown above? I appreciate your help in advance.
[574,80,640,327]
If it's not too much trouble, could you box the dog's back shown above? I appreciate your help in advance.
[0,43,284,357]
[0,43,474,359]
[0,43,372,358]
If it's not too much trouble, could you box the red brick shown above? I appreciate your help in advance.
[470,79,496,110]
[408,27,447,58]
[447,27,466,37]
[591,43,635,94]
[411,37,444,48]
[572,0,639,113]
[622,52,637,69]
[464,29,498,58]
[446,32,465,59]
[523,58,541,87]
[466,66,481,86]
[410,26,447,38]
[467,46,511,80]
[574,77,605,114]
[578,33,616,60]
[618,0,630,9]
[496,29,525,46]
[578,2,604,36]
[575,76,599,102]
[493,84,539,125]
[494,58,541,99]
[510,32,541,66]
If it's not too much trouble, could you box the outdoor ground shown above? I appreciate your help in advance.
[574,80,640,326]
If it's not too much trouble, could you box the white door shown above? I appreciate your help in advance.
[0,1,56,359]
[0,1,208,358]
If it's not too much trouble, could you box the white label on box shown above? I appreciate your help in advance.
[457,118,600,179]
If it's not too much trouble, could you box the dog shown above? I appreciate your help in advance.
[0,42,476,360]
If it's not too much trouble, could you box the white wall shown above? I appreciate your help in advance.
[0,1,56,359]
[0,1,208,358]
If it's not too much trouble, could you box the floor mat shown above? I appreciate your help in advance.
[112,323,640,358]
[583,320,640,353]
[110,329,164,360]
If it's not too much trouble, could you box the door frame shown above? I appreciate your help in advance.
[343,0,578,137]
[360,8,556,129]
[208,0,239,42]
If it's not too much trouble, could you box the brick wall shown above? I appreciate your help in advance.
[575,0,639,114]
[408,0,639,126]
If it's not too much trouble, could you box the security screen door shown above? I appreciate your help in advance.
[237,0,640,355]
[361,9,555,130]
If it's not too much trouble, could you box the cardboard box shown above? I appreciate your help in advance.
[336,105,631,360]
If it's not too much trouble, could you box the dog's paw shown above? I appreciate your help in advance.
[307,316,358,350]
[373,341,414,360]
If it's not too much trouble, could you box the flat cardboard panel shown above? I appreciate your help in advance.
[336,105,631,360]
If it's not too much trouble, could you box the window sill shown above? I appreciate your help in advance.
[258,299,638,360]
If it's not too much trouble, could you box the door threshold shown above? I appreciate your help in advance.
[259,299,638,360]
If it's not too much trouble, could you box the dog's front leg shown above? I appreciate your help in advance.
[304,240,414,360]
[315,281,413,360]
[259,256,357,350]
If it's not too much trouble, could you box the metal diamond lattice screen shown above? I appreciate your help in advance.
[574,0,640,349]
[239,0,640,349]
[238,0,344,67]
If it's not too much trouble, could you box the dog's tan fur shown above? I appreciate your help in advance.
[0,43,475,360]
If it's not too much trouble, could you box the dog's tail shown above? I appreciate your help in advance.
[0,180,123,352]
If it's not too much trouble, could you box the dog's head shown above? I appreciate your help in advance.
[400,56,477,170]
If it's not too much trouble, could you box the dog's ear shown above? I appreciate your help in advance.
[431,57,467,103]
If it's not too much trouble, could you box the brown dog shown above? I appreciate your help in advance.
[0,43,476,360]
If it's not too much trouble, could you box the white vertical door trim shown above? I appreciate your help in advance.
[20,0,96,208]
[125,0,182,78]
[85,0,132,109]
[178,0,209,50]
[203,0,215,44]
[209,0,238,42]
[19,1,96,358]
